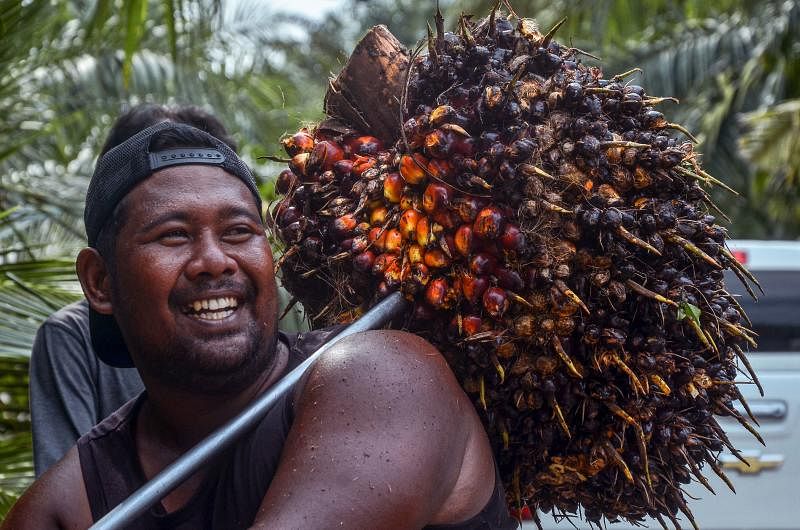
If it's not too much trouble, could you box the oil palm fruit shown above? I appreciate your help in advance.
[273,7,762,529]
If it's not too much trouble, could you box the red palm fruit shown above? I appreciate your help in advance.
[275,169,298,195]
[368,227,387,251]
[461,273,489,306]
[407,244,424,263]
[500,223,526,254]
[416,216,434,247]
[428,105,455,127]
[282,131,314,156]
[346,135,383,156]
[399,193,417,211]
[384,259,402,285]
[400,153,428,185]
[425,277,454,309]
[352,250,376,272]
[431,209,458,230]
[495,267,524,291]
[454,225,474,257]
[427,158,453,179]
[352,155,377,176]
[473,206,504,239]
[483,287,509,319]
[331,214,357,239]
[339,238,354,252]
[355,221,371,235]
[370,206,388,226]
[383,172,404,203]
[422,182,451,214]
[408,262,431,292]
[398,209,421,240]
[333,159,354,177]
[350,235,369,254]
[425,129,452,159]
[289,152,310,177]
[423,248,450,269]
[308,140,344,172]
[469,252,498,276]
[384,229,404,254]
[462,315,483,336]
[372,253,396,275]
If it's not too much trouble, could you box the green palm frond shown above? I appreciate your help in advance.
[740,98,800,186]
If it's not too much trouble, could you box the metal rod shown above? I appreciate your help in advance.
[90,292,408,530]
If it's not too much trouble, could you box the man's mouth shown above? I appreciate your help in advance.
[183,296,239,321]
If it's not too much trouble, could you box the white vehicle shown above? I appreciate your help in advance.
[530,240,800,530]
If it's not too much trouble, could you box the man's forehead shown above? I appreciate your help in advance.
[123,165,262,219]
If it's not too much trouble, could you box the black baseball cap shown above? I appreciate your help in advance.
[84,121,263,367]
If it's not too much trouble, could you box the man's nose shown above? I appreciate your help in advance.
[184,233,238,279]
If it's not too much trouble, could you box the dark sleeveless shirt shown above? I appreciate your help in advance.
[77,329,517,529]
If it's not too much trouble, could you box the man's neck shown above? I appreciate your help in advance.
[136,343,289,464]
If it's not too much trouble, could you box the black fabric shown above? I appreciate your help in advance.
[77,327,517,529]
[83,120,262,368]
[84,121,260,247]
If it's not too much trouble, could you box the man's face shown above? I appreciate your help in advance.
[108,165,278,393]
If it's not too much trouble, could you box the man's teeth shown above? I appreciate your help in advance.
[188,297,238,318]
[194,309,234,320]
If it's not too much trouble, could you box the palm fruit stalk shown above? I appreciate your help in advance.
[272,7,763,528]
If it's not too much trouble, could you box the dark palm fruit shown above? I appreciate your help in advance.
[500,224,525,254]
[483,287,509,318]
[308,140,344,172]
[275,10,758,527]
[275,169,299,195]
[461,274,490,306]
[353,250,376,272]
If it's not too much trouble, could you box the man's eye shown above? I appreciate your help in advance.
[159,229,189,243]
[224,226,254,241]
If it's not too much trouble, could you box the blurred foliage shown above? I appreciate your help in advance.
[0,0,798,520]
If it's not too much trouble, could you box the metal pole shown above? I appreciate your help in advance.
[90,292,407,530]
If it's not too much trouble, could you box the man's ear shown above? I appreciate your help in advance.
[76,247,114,315]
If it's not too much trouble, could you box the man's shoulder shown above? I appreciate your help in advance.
[40,299,90,333]
[1,446,92,529]
[307,329,453,401]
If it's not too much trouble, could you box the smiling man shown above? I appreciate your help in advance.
[3,111,517,529]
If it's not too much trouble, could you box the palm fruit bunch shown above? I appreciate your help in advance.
[272,7,763,528]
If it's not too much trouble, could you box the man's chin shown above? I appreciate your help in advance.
[149,330,276,394]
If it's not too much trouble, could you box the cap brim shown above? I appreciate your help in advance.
[89,308,135,368]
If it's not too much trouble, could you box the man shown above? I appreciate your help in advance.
[4,111,515,528]
[29,104,306,477]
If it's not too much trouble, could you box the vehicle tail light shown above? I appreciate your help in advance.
[731,249,748,264]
